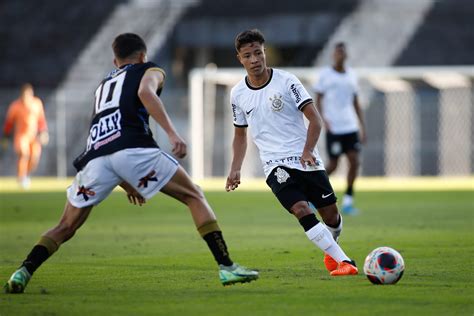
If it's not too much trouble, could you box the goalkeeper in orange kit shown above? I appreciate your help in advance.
[2,83,49,188]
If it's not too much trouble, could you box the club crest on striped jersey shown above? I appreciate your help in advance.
[275,167,290,183]
[269,93,283,112]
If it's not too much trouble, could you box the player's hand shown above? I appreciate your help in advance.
[127,191,146,206]
[300,150,316,169]
[39,131,49,145]
[120,181,146,206]
[225,170,241,192]
[169,133,187,159]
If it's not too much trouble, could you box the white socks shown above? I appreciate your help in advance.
[325,215,343,242]
[305,222,350,263]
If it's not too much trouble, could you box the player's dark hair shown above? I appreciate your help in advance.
[235,29,265,52]
[20,83,33,93]
[335,42,346,50]
[112,33,147,60]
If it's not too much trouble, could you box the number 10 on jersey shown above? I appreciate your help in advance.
[95,71,126,114]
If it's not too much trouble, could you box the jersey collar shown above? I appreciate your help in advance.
[245,68,273,90]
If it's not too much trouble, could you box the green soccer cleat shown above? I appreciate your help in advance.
[4,266,31,294]
[219,263,259,286]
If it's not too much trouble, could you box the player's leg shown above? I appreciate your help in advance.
[111,148,258,285]
[4,202,93,293]
[27,140,42,175]
[286,194,353,268]
[4,156,121,293]
[325,131,341,176]
[317,203,343,272]
[341,150,359,212]
[341,131,361,214]
[318,203,342,241]
[160,166,258,285]
[303,169,346,271]
[266,167,356,276]
[14,137,30,188]
[296,201,356,276]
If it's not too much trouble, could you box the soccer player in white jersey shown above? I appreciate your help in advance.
[4,33,258,293]
[226,29,358,276]
[314,43,366,215]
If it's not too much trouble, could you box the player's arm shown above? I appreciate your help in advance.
[138,69,186,158]
[37,100,49,145]
[2,103,16,137]
[315,92,330,131]
[353,95,366,143]
[225,127,247,192]
[300,102,323,168]
[1,104,16,149]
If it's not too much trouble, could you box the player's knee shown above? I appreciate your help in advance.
[193,184,205,200]
[320,205,340,227]
[290,201,312,219]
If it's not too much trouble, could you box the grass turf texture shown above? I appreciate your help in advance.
[0,190,472,315]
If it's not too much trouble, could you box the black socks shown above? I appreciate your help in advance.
[22,245,51,275]
[202,231,233,266]
[298,213,320,232]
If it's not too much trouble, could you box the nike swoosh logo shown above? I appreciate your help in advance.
[246,108,254,115]
[322,192,334,199]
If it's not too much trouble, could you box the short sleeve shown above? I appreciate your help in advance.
[287,74,313,111]
[231,91,248,127]
[144,62,166,78]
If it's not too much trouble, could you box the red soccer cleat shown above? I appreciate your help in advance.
[324,253,338,272]
[330,261,358,276]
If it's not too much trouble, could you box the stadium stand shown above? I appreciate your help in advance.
[0,0,127,89]
[395,0,474,65]
[176,0,359,67]
[314,0,433,67]
[0,0,126,175]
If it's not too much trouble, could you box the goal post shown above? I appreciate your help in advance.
[189,66,474,180]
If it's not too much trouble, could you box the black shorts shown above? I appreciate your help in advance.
[326,131,361,159]
[266,166,337,212]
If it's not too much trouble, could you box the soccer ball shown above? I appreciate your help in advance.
[363,247,405,285]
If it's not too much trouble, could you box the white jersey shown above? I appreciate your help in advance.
[231,68,325,178]
[313,66,359,134]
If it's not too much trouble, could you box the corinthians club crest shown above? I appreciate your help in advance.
[269,93,284,112]
[275,167,290,184]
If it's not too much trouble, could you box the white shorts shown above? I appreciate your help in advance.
[67,148,179,208]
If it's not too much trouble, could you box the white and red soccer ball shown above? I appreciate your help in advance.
[364,247,405,285]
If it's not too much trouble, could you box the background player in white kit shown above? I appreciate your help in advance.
[226,29,358,276]
[4,33,258,293]
[314,42,366,215]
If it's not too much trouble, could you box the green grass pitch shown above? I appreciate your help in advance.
[0,189,472,315]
